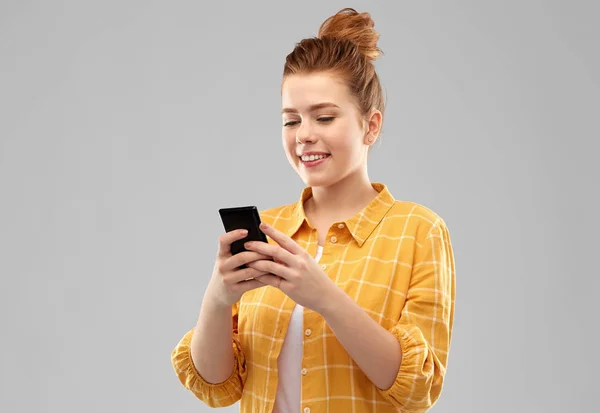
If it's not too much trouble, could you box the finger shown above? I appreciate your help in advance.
[224,267,270,284]
[247,259,295,280]
[254,274,285,289]
[236,278,267,293]
[244,241,296,266]
[218,229,248,257]
[259,223,305,255]
[222,251,272,272]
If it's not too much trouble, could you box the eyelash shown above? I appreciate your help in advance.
[283,117,335,127]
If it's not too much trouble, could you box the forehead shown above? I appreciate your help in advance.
[281,73,353,110]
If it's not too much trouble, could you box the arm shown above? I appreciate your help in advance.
[190,296,236,384]
[171,299,247,407]
[171,229,271,407]
[322,219,455,412]
[321,288,402,388]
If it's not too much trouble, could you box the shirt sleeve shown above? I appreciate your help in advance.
[170,301,247,407]
[377,218,456,412]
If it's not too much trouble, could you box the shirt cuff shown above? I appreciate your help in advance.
[377,324,444,412]
[171,328,246,407]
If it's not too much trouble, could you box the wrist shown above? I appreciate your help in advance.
[202,290,232,313]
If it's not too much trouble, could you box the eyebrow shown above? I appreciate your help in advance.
[281,102,341,114]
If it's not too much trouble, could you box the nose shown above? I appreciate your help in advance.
[295,121,316,144]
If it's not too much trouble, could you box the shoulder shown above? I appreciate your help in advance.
[258,202,297,227]
[387,200,450,238]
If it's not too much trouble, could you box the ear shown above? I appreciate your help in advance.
[364,108,383,145]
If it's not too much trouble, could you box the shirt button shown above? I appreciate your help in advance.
[301,368,308,375]
[330,236,337,243]
[305,328,312,336]
[338,223,345,229]
[304,408,310,413]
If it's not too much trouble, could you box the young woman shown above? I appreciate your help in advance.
[171,8,455,413]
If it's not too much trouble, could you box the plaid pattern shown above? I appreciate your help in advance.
[171,183,455,413]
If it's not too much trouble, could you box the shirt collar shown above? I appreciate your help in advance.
[287,182,396,247]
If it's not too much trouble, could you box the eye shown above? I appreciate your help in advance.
[317,117,334,123]
[283,120,300,127]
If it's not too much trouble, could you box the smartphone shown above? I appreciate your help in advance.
[218,206,268,261]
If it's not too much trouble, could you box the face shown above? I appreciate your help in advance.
[281,72,378,188]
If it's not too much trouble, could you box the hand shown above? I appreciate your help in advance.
[244,223,340,314]
[204,229,273,309]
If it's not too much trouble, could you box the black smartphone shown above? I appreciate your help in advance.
[218,206,269,259]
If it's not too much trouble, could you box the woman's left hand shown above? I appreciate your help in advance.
[244,223,339,315]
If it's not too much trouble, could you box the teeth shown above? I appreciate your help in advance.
[301,154,329,162]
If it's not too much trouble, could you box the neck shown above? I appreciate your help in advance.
[307,169,379,220]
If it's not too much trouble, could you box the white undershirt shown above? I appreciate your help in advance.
[273,245,323,413]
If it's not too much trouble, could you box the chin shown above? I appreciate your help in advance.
[291,159,346,188]
[298,172,338,188]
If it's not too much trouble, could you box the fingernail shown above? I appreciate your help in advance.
[244,242,251,248]
[240,229,248,235]
[260,223,268,229]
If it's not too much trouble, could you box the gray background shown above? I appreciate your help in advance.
[1,0,598,412]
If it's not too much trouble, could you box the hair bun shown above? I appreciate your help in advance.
[317,8,381,61]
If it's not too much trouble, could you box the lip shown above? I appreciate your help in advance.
[298,154,330,168]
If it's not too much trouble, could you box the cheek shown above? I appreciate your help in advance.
[330,127,358,157]
[282,131,295,149]
[282,132,298,161]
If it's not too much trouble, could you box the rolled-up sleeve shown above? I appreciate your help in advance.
[378,218,456,412]
[170,302,247,407]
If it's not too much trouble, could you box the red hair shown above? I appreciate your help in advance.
[282,8,385,121]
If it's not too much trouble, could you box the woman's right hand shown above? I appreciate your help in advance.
[204,229,272,309]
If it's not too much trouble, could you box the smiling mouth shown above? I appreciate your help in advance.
[299,154,330,162]
[298,154,330,168]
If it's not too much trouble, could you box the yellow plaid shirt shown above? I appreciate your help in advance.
[171,183,456,412]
